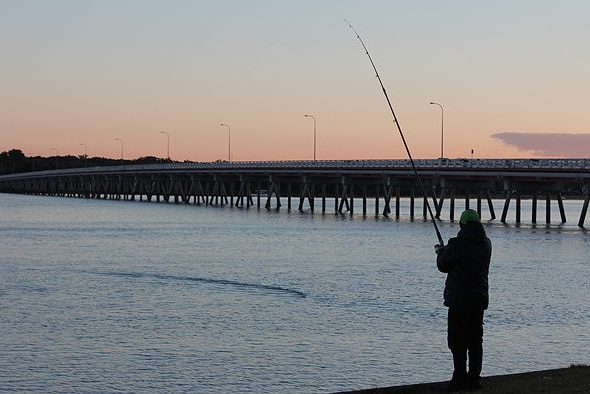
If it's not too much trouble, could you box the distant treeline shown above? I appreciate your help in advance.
[0,149,176,175]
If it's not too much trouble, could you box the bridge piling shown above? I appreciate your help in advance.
[557,192,566,223]
[546,193,551,225]
[362,185,368,216]
[501,191,511,223]
[381,185,391,216]
[349,185,354,216]
[435,188,445,219]
[487,191,496,220]
[374,184,379,216]
[476,191,482,218]
[578,186,590,227]
[516,192,522,224]
[531,192,537,224]
[449,189,456,221]
[409,187,415,220]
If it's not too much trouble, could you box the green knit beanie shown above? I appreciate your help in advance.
[459,209,480,225]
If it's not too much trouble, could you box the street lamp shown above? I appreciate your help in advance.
[115,138,123,164]
[430,102,444,159]
[79,143,88,167]
[51,148,58,169]
[160,131,170,161]
[304,114,317,161]
[220,123,231,162]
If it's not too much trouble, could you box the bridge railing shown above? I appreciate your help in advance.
[1,158,589,180]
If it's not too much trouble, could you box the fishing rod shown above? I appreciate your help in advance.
[345,19,444,246]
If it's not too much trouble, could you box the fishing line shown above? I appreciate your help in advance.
[345,19,444,245]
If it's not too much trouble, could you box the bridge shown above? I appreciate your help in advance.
[1,158,590,227]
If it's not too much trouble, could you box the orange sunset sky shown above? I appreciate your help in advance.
[1,1,589,162]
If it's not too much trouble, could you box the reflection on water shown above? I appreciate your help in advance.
[0,193,589,393]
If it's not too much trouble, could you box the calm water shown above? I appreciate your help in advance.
[1,193,589,393]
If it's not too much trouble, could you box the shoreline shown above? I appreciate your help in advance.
[337,365,590,393]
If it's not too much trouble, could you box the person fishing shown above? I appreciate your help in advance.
[435,209,492,392]
[346,21,488,390]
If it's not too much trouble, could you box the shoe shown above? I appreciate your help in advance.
[466,375,483,391]
[446,372,467,392]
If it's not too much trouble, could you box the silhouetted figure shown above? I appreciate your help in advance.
[435,209,491,392]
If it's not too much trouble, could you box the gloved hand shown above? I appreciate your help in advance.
[434,244,444,255]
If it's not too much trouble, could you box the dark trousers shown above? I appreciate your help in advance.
[447,308,484,378]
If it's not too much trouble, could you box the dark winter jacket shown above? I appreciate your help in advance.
[436,221,491,310]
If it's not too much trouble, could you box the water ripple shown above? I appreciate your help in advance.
[85,270,306,299]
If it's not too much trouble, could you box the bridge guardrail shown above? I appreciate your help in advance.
[1,158,589,181]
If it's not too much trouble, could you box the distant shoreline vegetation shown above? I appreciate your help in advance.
[0,149,181,175]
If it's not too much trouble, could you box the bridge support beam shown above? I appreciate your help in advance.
[487,191,496,220]
[557,192,566,223]
[501,191,511,223]
[578,186,590,228]
[531,192,537,224]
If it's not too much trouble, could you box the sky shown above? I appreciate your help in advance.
[1,1,589,162]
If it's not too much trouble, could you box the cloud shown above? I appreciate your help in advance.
[491,132,590,157]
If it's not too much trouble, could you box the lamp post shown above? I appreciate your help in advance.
[220,123,231,162]
[115,138,123,164]
[429,102,444,159]
[51,148,58,169]
[160,131,170,161]
[304,114,317,161]
[79,143,88,167]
